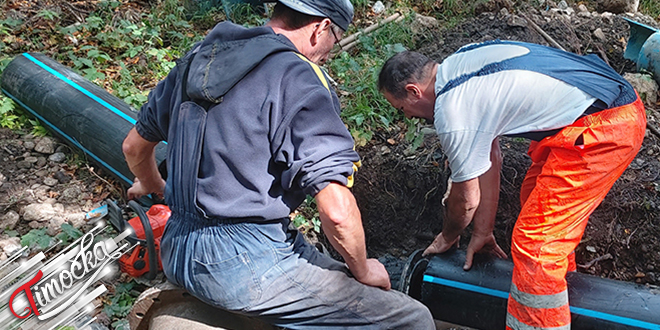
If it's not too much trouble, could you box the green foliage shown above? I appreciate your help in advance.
[111,319,131,330]
[329,17,414,141]
[103,281,141,330]
[640,0,660,18]
[21,228,54,250]
[103,281,140,321]
[56,223,84,244]
[5,230,18,237]
[0,95,21,129]
[293,196,321,234]
[404,118,425,151]
[36,9,60,21]
[28,119,49,137]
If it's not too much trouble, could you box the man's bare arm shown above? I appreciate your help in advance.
[315,182,391,290]
[122,127,165,200]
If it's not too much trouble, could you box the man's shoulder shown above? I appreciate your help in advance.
[261,52,333,92]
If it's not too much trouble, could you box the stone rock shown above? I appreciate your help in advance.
[578,4,589,12]
[43,177,59,187]
[47,216,67,236]
[28,220,43,229]
[558,0,568,10]
[597,0,639,14]
[48,152,66,163]
[578,11,592,18]
[66,213,86,229]
[421,127,437,136]
[593,28,606,41]
[53,203,65,213]
[23,141,35,150]
[623,72,658,105]
[17,160,32,169]
[0,210,20,231]
[22,203,56,222]
[62,186,82,201]
[0,236,21,255]
[34,137,56,154]
[372,0,384,14]
[411,13,439,35]
[0,182,12,192]
[35,169,48,177]
[54,170,72,184]
[36,156,47,168]
[507,14,527,27]
[0,172,5,187]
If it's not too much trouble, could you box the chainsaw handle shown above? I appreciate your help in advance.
[128,200,158,280]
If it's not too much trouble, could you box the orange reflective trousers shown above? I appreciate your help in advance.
[506,96,647,330]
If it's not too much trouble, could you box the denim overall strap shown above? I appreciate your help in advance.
[164,51,211,217]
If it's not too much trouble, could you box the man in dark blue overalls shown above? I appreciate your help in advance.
[122,0,434,328]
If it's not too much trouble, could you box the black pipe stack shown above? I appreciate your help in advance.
[1,53,167,186]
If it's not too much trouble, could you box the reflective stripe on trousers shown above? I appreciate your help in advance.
[506,96,647,330]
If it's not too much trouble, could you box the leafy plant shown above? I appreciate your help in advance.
[329,17,414,141]
[103,281,140,322]
[29,119,49,137]
[36,9,60,21]
[21,228,54,250]
[56,223,84,244]
[0,95,21,129]
[292,196,321,234]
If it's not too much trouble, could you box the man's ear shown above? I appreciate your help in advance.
[311,18,332,44]
[405,83,422,98]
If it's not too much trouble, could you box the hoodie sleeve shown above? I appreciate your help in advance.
[135,64,180,143]
[273,63,360,196]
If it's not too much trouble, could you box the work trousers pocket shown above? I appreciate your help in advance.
[192,251,262,310]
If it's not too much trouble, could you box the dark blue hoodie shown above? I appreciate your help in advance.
[135,22,360,221]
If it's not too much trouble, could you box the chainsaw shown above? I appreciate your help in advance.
[107,199,171,280]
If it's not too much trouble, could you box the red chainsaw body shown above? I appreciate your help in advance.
[118,204,171,277]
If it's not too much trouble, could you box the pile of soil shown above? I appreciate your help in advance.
[353,3,660,286]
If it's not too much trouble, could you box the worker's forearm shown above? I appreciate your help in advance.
[123,128,162,188]
[443,178,481,242]
[472,139,502,236]
[316,183,369,279]
[443,200,477,241]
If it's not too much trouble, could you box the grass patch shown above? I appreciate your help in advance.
[329,16,416,144]
[640,0,660,19]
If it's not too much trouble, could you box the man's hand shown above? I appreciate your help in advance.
[422,232,460,256]
[127,177,165,200]
[352,258,392,290]
[463,232,507,270]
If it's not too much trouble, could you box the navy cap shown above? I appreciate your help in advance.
[278,0,354,31]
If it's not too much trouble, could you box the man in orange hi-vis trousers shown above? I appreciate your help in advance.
[378,41,646,330]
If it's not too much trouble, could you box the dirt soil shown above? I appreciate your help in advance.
[352,4,660,286]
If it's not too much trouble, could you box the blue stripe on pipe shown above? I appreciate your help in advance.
[2,88,133,186]
[423,274,510,299]
[21,53,137,125]
[423,274,660,330]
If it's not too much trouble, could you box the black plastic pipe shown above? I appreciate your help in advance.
[0,52,167,186]
[400,250,660,330]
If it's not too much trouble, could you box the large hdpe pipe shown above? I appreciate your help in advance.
[623,17,660,84]
[0,53,167,186]
[400,250,660,330]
